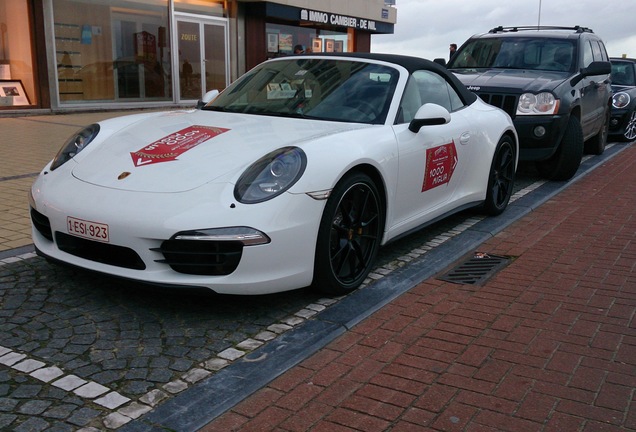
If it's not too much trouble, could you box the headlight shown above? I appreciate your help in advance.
[516,92,559,115]
[612,92,630,109]
[50,124,100,171]
[234,147,306,204]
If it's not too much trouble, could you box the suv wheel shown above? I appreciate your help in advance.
[584,107,609,155]
[536,116,583,181]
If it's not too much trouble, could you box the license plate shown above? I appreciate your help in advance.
[67,216,110,243]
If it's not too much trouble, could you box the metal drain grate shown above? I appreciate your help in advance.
[438,252,512,285]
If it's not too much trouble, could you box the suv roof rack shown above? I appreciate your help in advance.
[488,25,593,34]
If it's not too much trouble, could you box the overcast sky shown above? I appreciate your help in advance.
[371,0,635,61]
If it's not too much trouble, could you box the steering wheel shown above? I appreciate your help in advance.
[353,101,379,119]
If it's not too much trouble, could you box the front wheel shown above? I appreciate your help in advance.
[584,108,609,155]
[483,135,516,216]
[313,172,384,295]
[536,115,583,181]
[623,110,636,141]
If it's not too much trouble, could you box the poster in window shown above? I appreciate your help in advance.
[325,39,335,53]
[0,80,31,106]
[312,38,322,53]
[267,33,279,53]
[334,40,344,53]
[279,34,293,54]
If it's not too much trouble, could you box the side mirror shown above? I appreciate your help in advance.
[196,89,220,109]
[571,61,611,86]
[408,103,451,133]
[433,58,447,67]
[581,61,611,77]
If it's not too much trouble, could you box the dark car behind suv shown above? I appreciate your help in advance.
[609,57,636,141]
[445,26,612,180]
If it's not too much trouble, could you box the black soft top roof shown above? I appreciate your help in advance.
[283,52,478,105]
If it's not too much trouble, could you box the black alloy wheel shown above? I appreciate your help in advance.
[624,110,636,141]
[313,172,383,295]
[483,135,516,216]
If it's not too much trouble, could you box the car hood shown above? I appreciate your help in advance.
[71,110,367,193]
[611,84,635,93]
[450,68,568,93]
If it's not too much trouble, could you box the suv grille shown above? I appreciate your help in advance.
[478,93,518,118]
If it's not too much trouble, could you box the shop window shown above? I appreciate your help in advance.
[52,0,171,104]
[265,23,349,59]
[0,0,36,108]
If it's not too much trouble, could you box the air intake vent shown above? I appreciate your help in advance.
[438,252,512,285]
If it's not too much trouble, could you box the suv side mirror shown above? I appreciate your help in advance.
[571,61,611,86]
[581,61,611,77]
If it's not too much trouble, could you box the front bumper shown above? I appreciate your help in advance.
[513,114,569,161]
[30,173,324,295]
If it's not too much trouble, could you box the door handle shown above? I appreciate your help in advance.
[460,132,470,145]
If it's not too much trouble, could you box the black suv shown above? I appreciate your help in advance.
[445,26,612,180]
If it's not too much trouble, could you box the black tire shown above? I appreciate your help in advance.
[584,107,609,155]
[483,135,516,216]
[313,172,384,295]
[623,110,636,142]
[536,115,583,181]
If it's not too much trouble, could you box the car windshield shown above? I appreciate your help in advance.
[611,62,636,86]
[450,37,576,72]
[204,58,399,124]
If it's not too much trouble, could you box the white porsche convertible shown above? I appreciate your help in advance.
[30,53,518,295]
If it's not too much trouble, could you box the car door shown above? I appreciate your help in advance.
[389,70,475,236]
[579,39,611,138]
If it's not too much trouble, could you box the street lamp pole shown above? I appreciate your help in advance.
[538,0,542,27]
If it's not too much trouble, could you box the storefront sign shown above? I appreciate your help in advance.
[300,9,377,31]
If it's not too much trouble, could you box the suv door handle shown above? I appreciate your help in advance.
[460,132,470,145]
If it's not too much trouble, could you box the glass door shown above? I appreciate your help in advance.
[176,16,228,102]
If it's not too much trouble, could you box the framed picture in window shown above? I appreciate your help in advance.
[267,33,279,53]
[0,80,30,106]
[325,39,335,53]
[334,40,344,53]
[312,38,323,53]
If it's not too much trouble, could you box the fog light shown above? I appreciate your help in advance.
[533,126,546,138]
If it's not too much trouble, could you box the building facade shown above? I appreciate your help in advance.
[0,0,396,114]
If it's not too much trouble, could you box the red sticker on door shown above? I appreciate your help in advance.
[130,125,229,167]
[422,141,458,192]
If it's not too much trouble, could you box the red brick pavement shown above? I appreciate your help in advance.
[201,144,636,431]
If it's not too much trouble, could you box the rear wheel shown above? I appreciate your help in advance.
[536,115,583,181]
[483,135,516,216]
[585,107,609,155]
[313,172,384,295]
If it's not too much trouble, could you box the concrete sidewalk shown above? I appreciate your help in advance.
[199,144,636,431]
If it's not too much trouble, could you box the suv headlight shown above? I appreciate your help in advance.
[516,92,559,115]
[612,92,630,109]
[234,147,307,204]
[50,124,100,171]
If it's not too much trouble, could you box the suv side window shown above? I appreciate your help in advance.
[582,40,594,68]
[592,40,609,61]
[591,40,603,62]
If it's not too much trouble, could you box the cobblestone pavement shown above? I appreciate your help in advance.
[0,160,551,432]
[1,110,631,431]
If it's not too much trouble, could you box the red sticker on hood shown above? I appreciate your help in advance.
[130,125,229,167]
[422,141,458,192]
